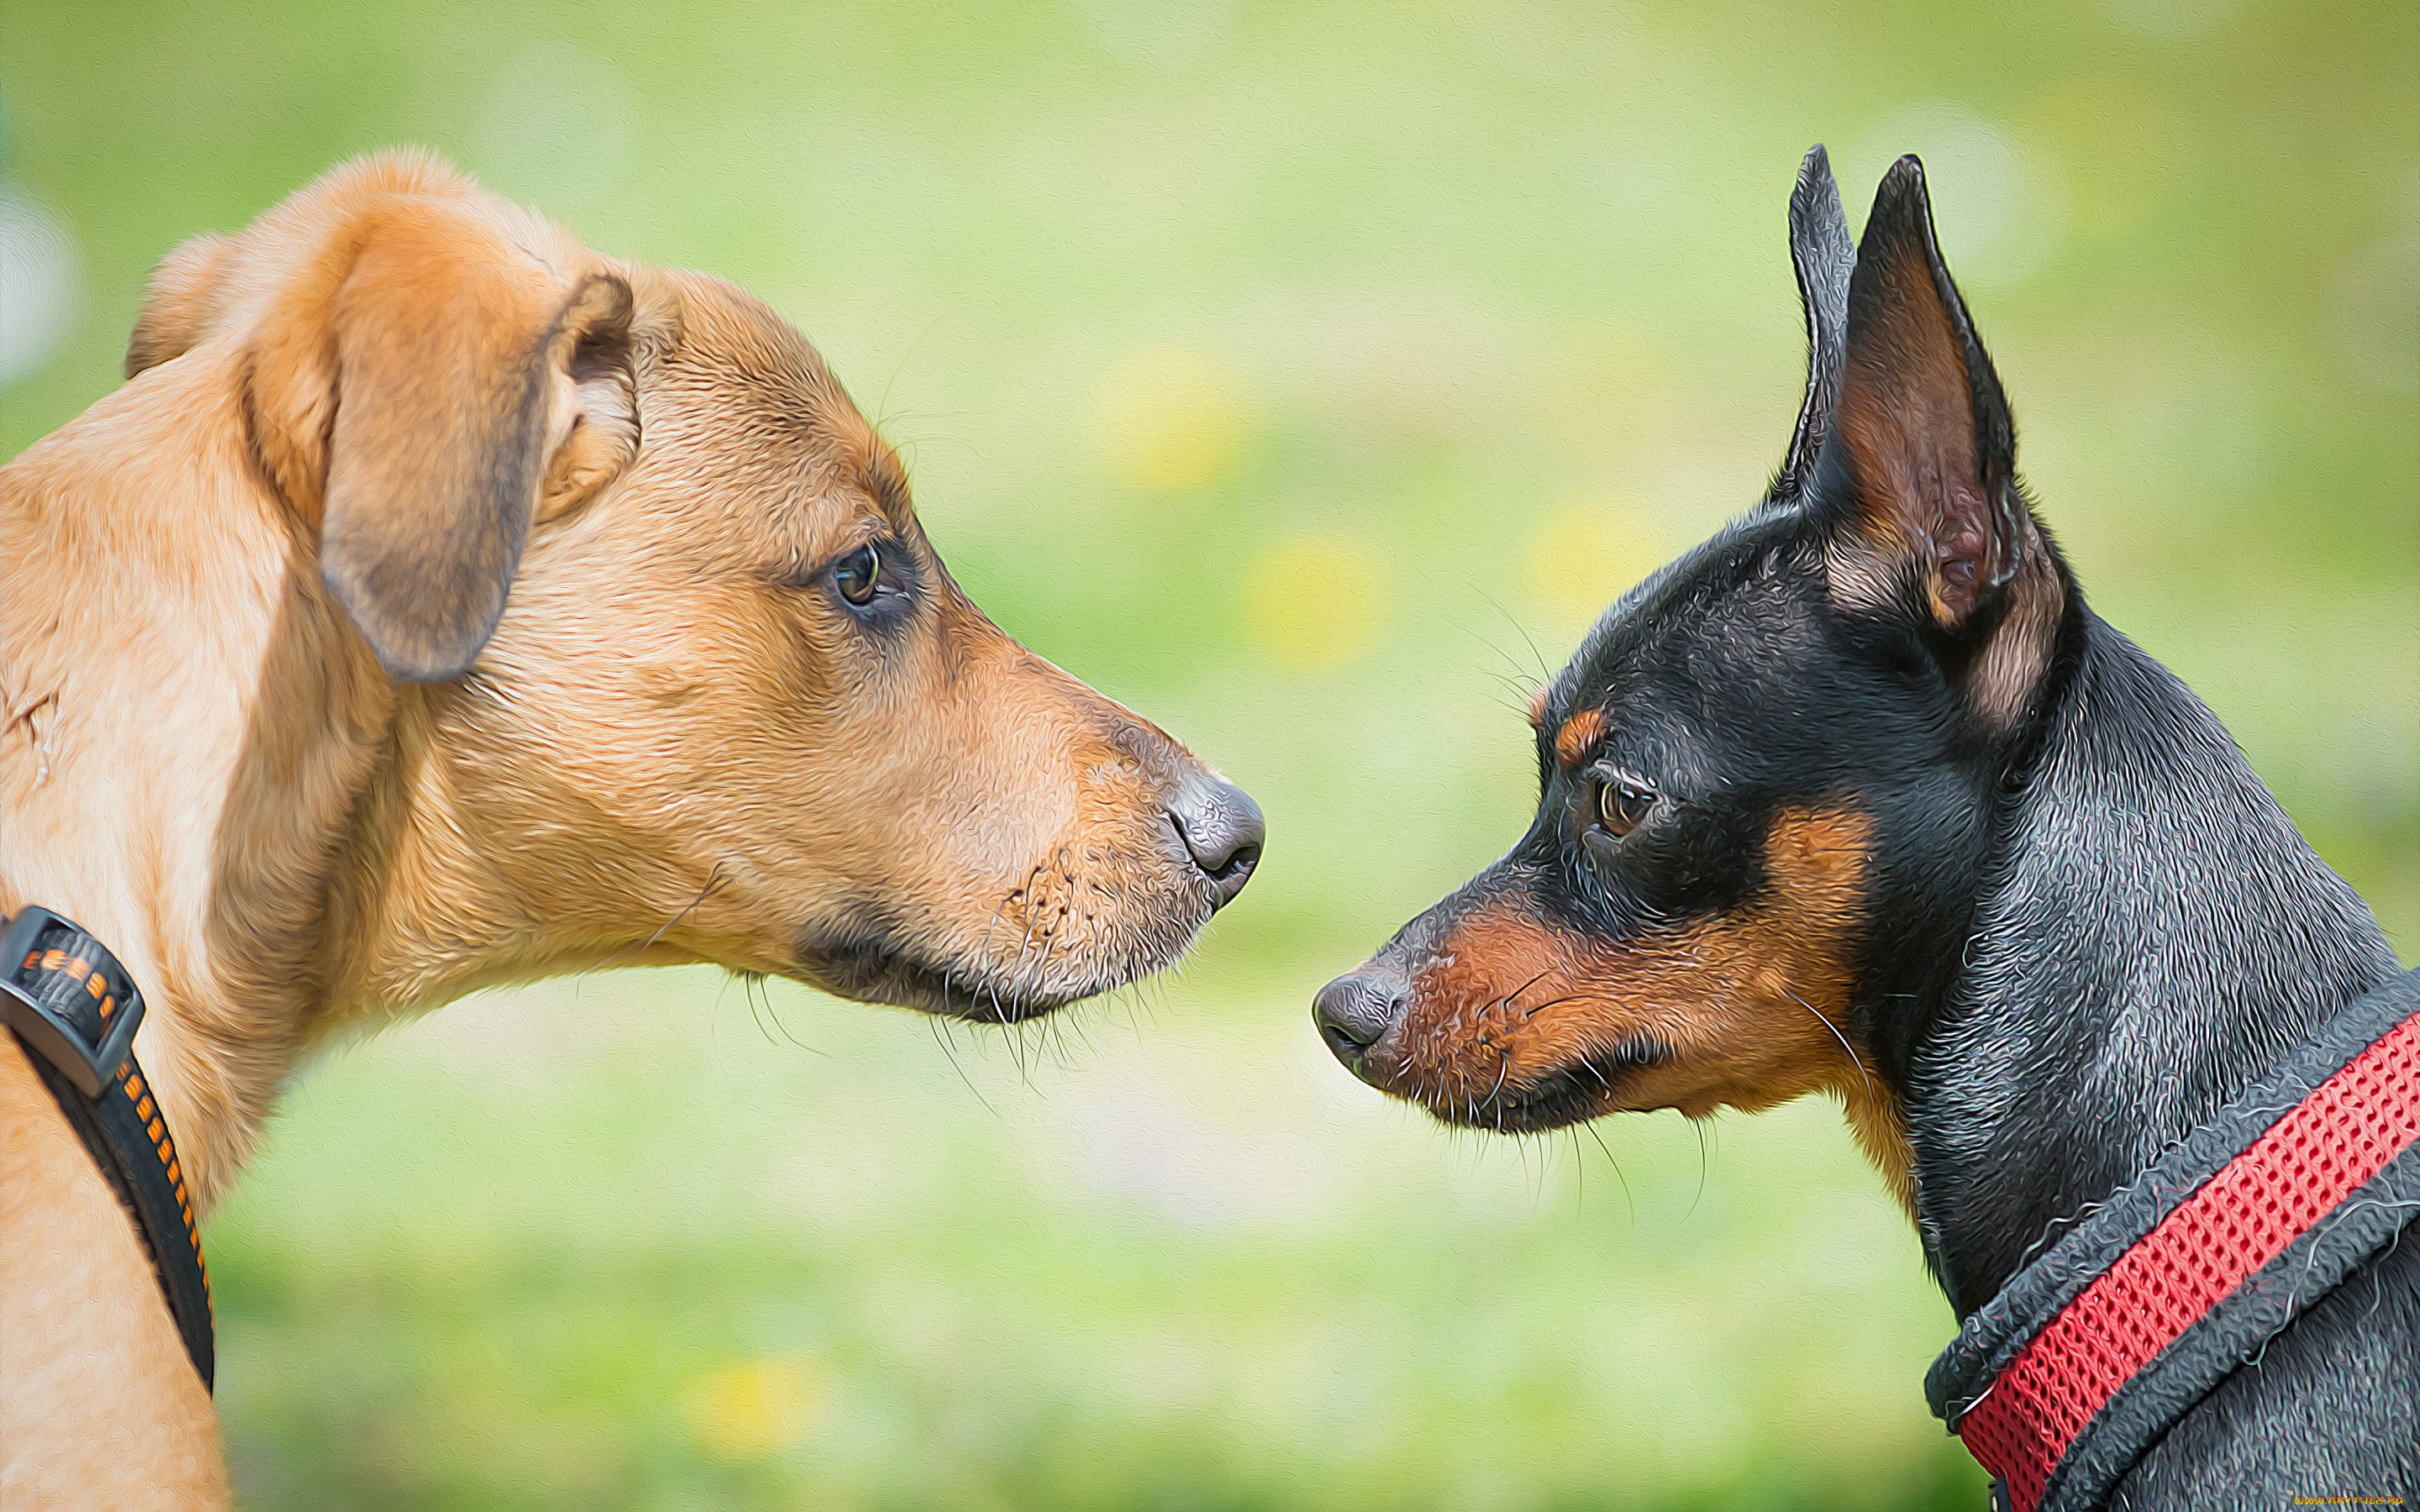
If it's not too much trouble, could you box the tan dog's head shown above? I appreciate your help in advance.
[127,150,1261,1021]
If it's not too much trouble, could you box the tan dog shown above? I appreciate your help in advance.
[0,150,1262,1507]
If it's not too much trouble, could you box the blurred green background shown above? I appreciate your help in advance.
[3,1,2415,1507]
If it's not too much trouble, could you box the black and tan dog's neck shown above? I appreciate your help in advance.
[1771,149,2396,1309]
[1313,146,2402,1322]
[1891,604,2400,1315]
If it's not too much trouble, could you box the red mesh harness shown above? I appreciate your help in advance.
[1925,969,2420,1512]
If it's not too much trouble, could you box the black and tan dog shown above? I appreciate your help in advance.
[0,151,1260,1507]
[1315,150,2415,1502]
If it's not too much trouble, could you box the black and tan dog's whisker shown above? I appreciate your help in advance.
[1780,985,1868,1098]
[1312,143,2415,1505]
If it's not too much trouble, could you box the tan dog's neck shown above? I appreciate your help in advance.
[4,150,1254,1510]
[3,148,1250,1232]
[0,346,511,1214]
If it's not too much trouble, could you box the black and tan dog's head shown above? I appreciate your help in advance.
[114,150,1260,1025]
[1313,149,2072,1203]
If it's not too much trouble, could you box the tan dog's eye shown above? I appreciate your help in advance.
[834,543,881,606]
[1597,777,1655,837]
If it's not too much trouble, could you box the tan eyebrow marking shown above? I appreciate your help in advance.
[1386,806,1904,1212]
[1527,685,1551,729]
[1555,707,1606,767]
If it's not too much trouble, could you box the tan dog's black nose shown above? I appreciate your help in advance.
[1313,968,1407,1074]
[1170,779,1264,909]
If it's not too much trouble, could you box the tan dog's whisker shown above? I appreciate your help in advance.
[2,149,1260,1502]
[588,864,729,979]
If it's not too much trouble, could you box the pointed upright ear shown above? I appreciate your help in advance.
[229,184,639,681]
[1820,155,2028,633]
[1818,156,2065,727]
[1771,144,1855,501]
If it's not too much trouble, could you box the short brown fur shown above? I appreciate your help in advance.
[1374,807,1912,1206]
[1823,237,2064,733]
[1,152,1235,1505]
[1553,707,1607,769]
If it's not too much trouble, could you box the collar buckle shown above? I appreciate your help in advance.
[2,906,146,1099]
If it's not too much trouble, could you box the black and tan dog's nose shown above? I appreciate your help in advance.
[1170,778,1264,909]
[1313,968,1407,1072]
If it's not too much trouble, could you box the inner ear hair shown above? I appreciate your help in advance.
[535,272,640,522]
[1818,155,2063,727]
[1823,155,2024,633]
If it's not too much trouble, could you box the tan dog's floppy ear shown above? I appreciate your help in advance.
[318,215,635,680]
[214,184,635,682]
[129,157,642,680]
[125,233,235,378]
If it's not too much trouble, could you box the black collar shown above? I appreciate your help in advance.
[3,906,214,1390]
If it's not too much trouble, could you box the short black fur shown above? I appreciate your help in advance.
[1400,149,2417,1501]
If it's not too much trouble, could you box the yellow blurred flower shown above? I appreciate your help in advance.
[1244,533,1388,671]
[680,1355,823,1462]
[1090,344,1251,491]
[1526,498,1670,635]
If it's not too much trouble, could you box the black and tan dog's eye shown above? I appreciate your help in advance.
[834,543,881,606]
[1597,777,1655,837]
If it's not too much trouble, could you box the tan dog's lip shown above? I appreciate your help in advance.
[794,931,1084,1023]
